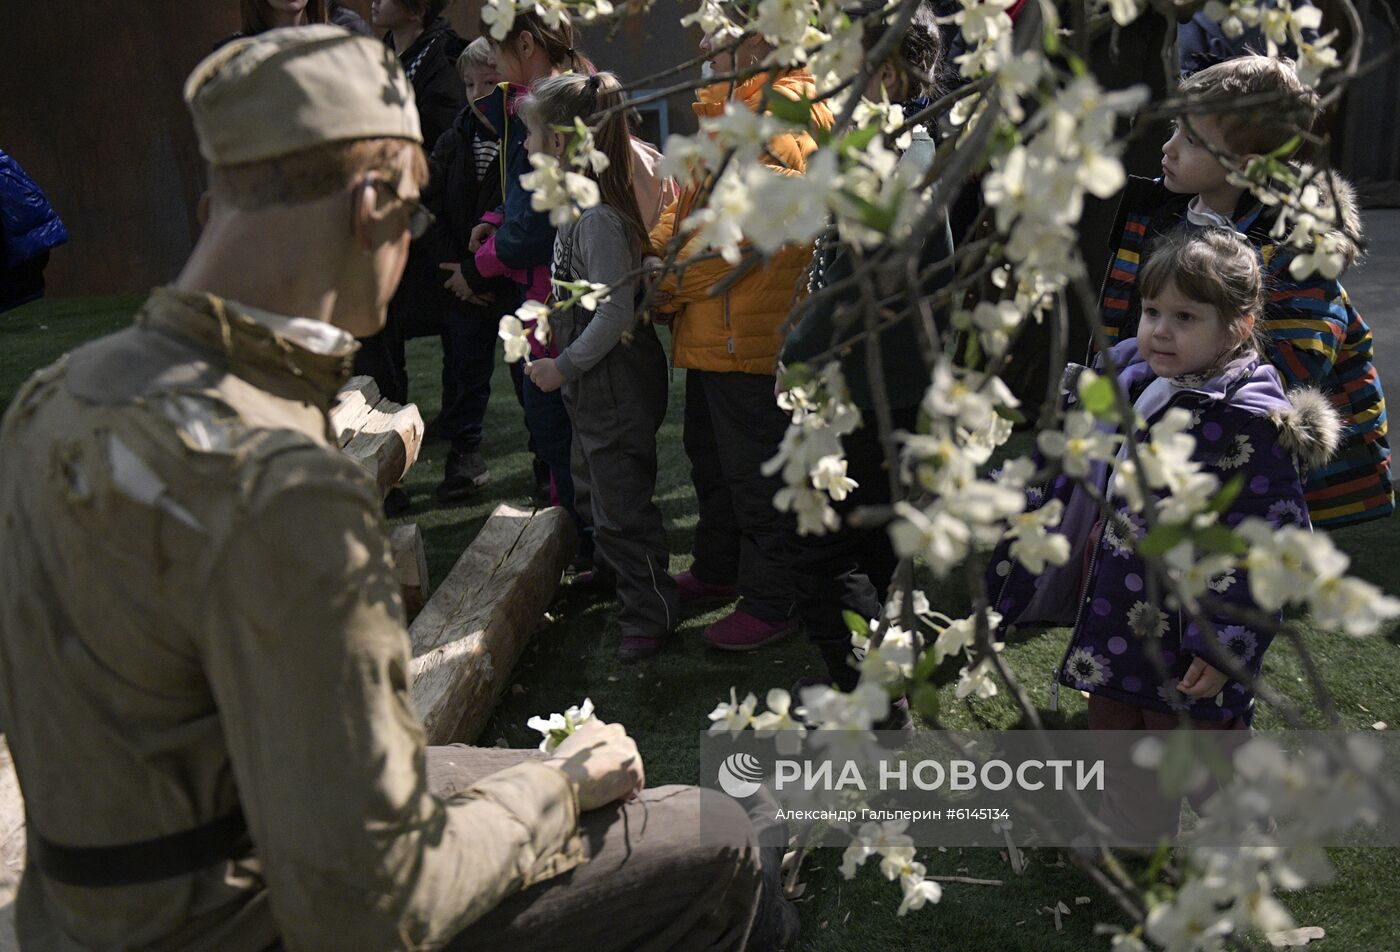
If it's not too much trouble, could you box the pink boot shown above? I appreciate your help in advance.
[703,609,798,652]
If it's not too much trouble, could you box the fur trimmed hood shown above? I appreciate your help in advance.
[1272,387,1344,475]
[1268,165,1364,269]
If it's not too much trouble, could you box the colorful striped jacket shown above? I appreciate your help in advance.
[1097,175,1392,528]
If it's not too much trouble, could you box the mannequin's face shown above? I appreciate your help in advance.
[332,151,423,337]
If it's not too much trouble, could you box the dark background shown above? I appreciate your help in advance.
[0,0,1394,297]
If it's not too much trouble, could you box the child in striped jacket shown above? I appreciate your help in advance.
[1097,55,1390,527]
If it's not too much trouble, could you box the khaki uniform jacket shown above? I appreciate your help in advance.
[0,289,581,951]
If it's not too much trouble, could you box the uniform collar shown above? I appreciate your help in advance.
[138,287,357,403]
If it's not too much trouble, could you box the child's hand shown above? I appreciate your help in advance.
[642,255,671,310]
[469,222,497,253]
[527,357,565,393]
[440,263,486,305]
[1177,657,1228,699]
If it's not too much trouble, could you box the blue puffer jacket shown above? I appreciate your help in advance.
[1177,1,1318,76]
[1,151,67,268]
[987,339,1339,724]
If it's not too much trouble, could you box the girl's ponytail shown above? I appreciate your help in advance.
[523,72,649,258]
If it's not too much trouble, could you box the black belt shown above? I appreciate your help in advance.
[28,809,252,888]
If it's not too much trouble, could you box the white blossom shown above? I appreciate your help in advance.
[708,687,758,736]
[1038,410,1122,479]
[525,697,596,753]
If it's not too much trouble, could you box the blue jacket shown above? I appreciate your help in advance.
[1,150,67,269]
[988,339,1335,723]
[486,82,556,276]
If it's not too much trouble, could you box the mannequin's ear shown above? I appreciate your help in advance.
[196,191,212,229]
[350,179,379,254]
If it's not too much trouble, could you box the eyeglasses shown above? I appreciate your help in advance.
[364,178,436,240]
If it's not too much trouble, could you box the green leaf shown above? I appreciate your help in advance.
[1194,524,1247,557]
[911,683,942,719]
[838,191,896,235]
[1206,475,1245,516]
[837,124,882,155]
[994,403,1026,425]
[1079,375,1117,418]
[1267,134,1302,160]
[767,92,813,128]
[842,610,871,638]
[779,362,814,391]
[913,647,942,683]
[1138,523,1186,557]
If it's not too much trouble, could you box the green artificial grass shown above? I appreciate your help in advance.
[4,295,1400,950]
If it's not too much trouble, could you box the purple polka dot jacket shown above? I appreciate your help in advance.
[988,339,1343,723]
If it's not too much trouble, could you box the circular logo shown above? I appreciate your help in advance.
[717,752,765,798]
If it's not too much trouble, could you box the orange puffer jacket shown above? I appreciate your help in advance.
[649,70,833,375]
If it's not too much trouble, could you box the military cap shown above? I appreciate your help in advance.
[185,25,422,166]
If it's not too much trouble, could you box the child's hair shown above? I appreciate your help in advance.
[521,72,648,257]
[1139,227,1267,361]
[1177,55,1321,156]
[853,0,944,101]
[457,37,495,78]
[479,8,593,73]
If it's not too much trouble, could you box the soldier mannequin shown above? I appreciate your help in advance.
[0,28,787,952]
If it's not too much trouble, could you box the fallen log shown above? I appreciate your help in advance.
[390,524,431,623]
[329,376,382,448]
[329,376,423,499]
[409,504,576,745]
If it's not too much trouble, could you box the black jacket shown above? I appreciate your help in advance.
[388,17,467,152]
[385,18,469,335]
[419,97,514,298]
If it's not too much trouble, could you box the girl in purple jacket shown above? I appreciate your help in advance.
[989,229,1341,840]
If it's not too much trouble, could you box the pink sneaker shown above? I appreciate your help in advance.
[703,609,798,652]
[673,569,737,606]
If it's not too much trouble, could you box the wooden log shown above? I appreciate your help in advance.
[329,376,382,449]
[409,505,576,745]
[390,524,431,623]
[342,399,423,500]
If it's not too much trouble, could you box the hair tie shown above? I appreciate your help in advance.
[587,73,601,91]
